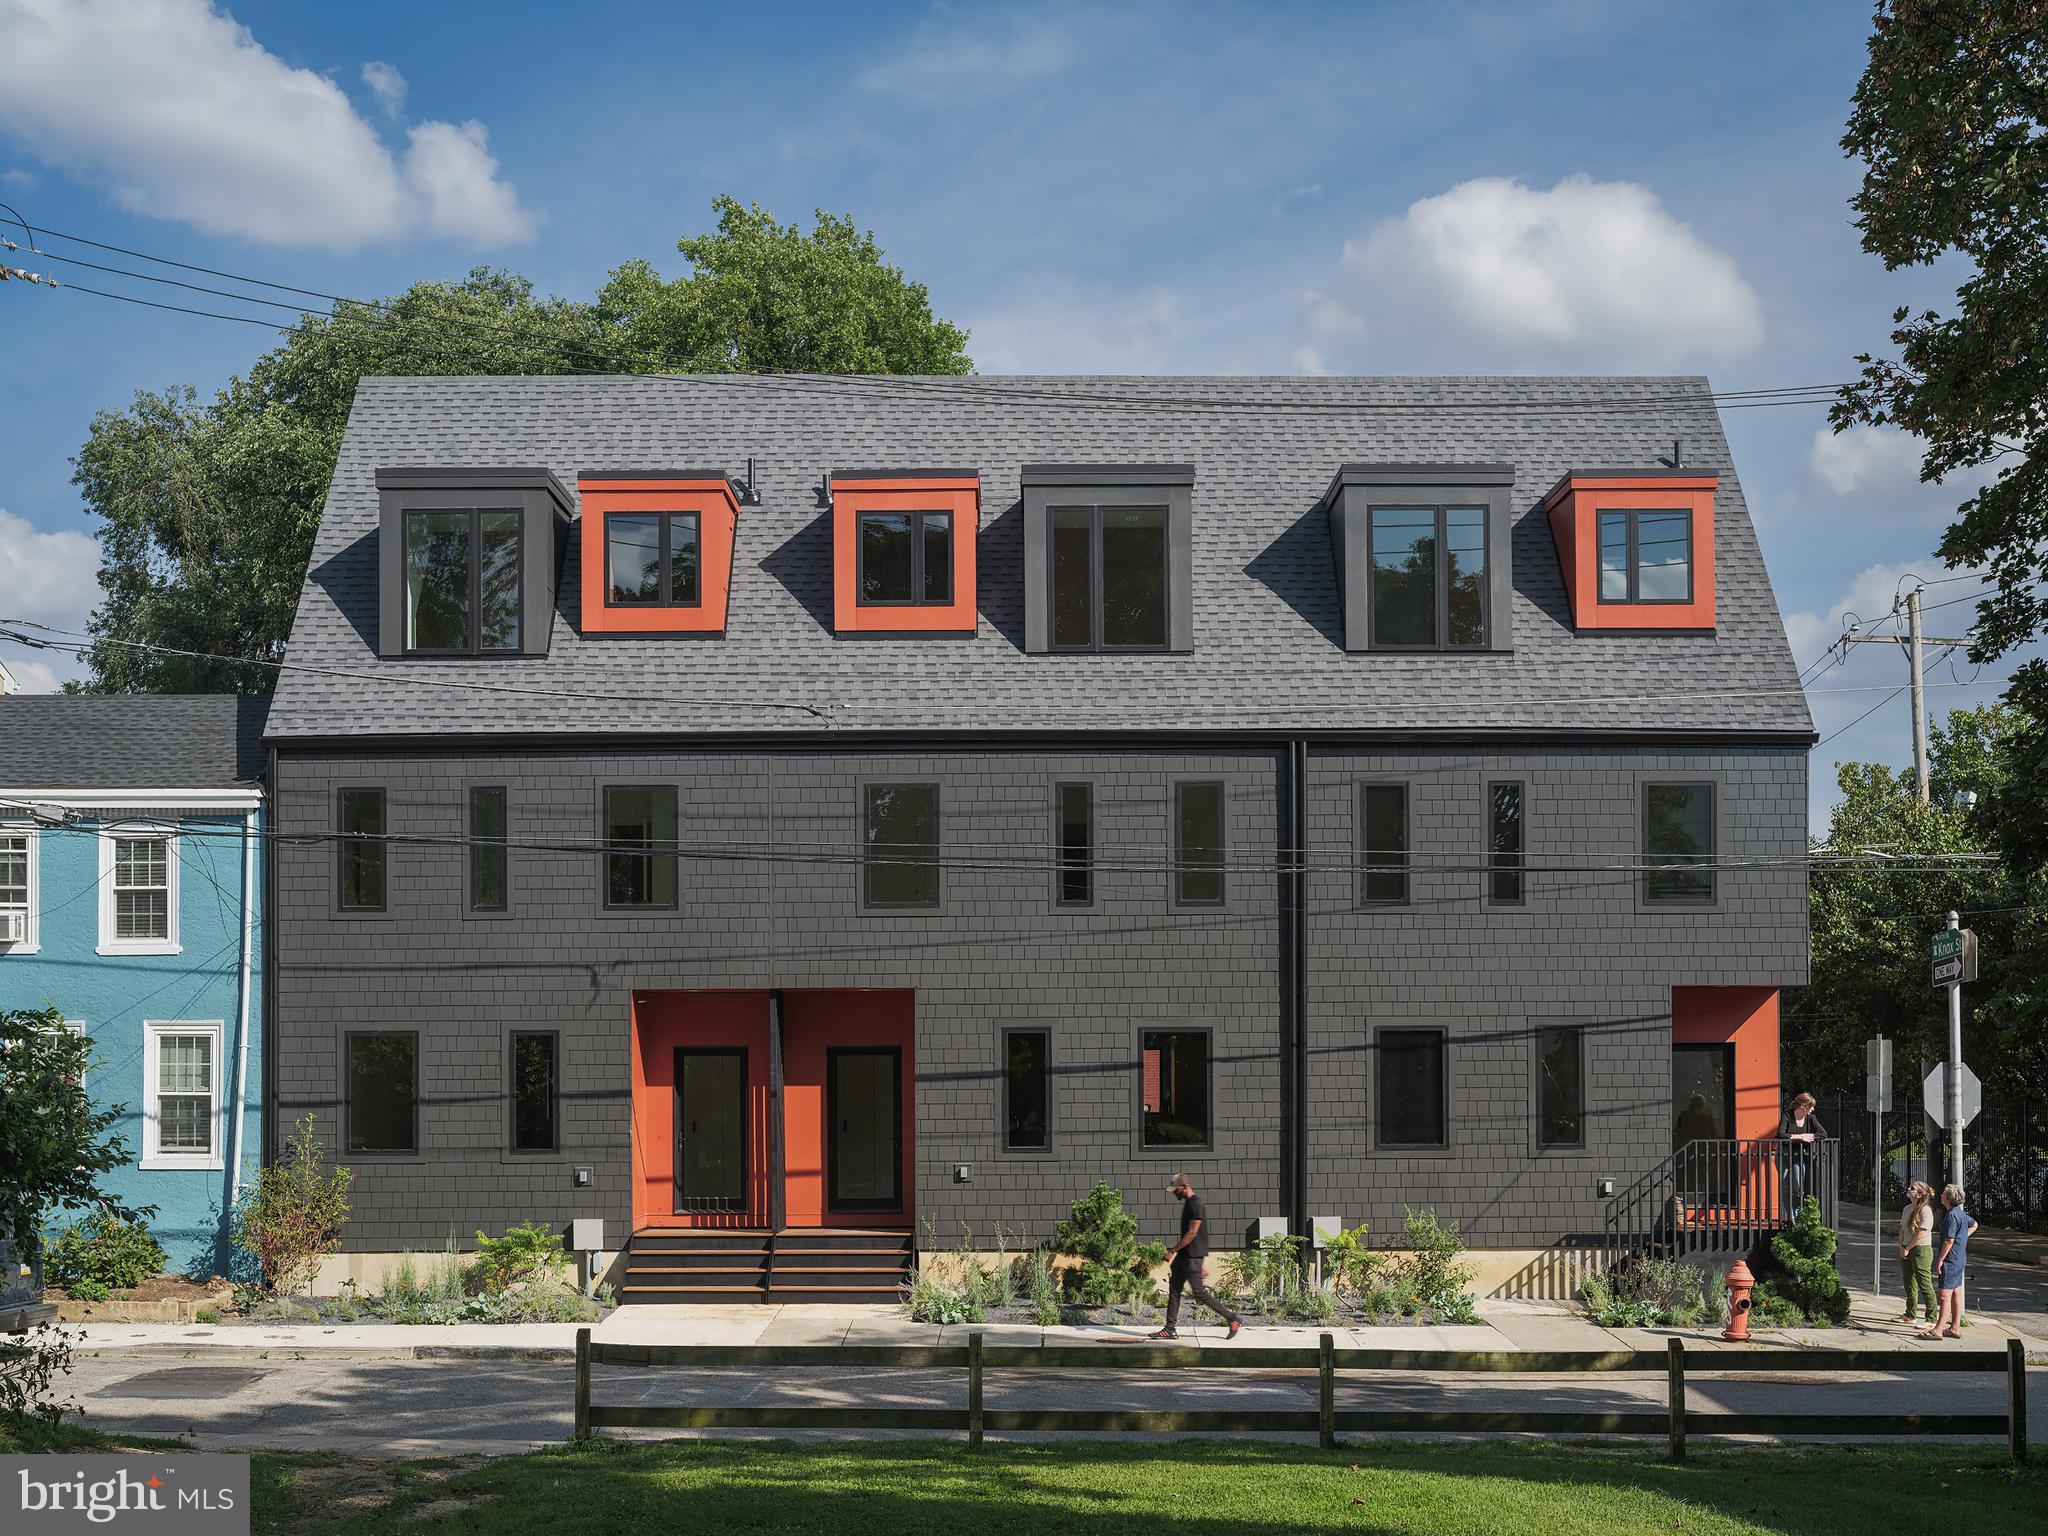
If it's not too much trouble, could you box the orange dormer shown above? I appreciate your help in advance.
[577,472,741,635]
[831,470,981,634]
[1542,469,1718,631]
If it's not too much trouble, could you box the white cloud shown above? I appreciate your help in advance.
[1342,174,1764,366]
[0,505,99,629]
[858,13,1073,101]
[1,166,37,190]
[0,649,68,694]
[1292,345,1329,376]
[0,0,533,250]
[1808,424,1926,496]
[1301,288,1365,340]
[1271,182,1322,217]
[361,59,407,118]
[1782,559,1980,671]
[402,120,535,245]
[966,285,1183,373]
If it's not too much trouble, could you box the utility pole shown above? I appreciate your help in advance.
[1833,586,1973,805]
[1946,911,1965,1185]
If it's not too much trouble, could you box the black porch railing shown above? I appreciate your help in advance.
[1603,1136,1838,1270]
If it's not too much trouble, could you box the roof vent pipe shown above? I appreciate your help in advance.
[740,456,762,505]
[1671,437,1685,469]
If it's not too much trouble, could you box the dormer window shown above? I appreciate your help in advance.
[578,473,740,635]
[859,510,953,606]
[1542,469,1716,630]
[832,471,980,633]
[1598,509,1692,604]
[1324,465,1513,653]
[606,511,701,608]
[1022,465,1194,654]
[404,507,523,654]
[377,468,570,659]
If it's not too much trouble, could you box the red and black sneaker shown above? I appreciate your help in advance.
[1147,1327,1178,1341]
[1226,1319,1242,1339]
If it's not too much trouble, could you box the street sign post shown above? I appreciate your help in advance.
[1866,1036,1891,1294]
[1932,915,1977,1195]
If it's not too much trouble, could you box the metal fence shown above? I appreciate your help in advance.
[1819,1088,2047,1229]
[1603,1136,1838,1270]
[571,1332,2029,1462]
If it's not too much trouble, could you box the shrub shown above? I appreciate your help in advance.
[66,1279,110,1303]
[1320,1222,1380,1294]
[1022,1246,1061,1326]
[469,1222,569,1295]
[45,1212,165,1293]
[1581,1259,1709,1328]
[903,1270,983,1326]
[232,1116,351,1295]
[992,1224,1019,1309]
[1761,1197,1851,1325]
[1052,1182,1166,1307]
[194,1308,220,1324]
[1396,1207,1476,1315]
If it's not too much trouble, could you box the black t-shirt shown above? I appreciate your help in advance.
[1178,1194,1210,1260]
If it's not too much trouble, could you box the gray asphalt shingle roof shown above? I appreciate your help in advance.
[0,694,267,788]
[266,374,1812,740]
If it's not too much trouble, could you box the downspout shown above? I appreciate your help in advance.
[1287,739,1309,1241]
[227,799,257,1218]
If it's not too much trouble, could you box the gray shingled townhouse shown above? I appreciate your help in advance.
[263,374,1812,1301]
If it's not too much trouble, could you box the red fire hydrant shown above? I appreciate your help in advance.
[1721,1259,1755,1341]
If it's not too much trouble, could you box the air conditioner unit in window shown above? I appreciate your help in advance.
[0,910,26,945]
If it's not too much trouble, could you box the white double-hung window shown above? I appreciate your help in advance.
[142,1021,223,1169]
[98,826,179,954]
[0,825,35,951]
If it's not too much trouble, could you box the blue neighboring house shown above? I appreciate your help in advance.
[0,695,267,1276]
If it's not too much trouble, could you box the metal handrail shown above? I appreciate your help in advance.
[1603,1136,1840,1270]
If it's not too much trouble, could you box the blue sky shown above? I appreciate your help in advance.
[0,0,2023,826]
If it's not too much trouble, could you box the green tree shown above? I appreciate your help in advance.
[595,197,972,375]
[1835,3,2048,704]
[0,1006,147,1258]
[73,201,971,693]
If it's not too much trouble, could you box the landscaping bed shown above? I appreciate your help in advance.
[48,1273,232,1324]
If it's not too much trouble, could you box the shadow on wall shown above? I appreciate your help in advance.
[1479,1243,1606,1303]
[1241,500,1344,648]
[309,528,380,652]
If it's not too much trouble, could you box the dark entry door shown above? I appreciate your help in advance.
[826,1047,901,1212]
[1671,1042,1735,1201]
[675,1048,747,1213]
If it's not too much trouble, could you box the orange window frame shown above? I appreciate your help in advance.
[832,473,981,634]
[1543,474,1718,631]
[578,475,740,634]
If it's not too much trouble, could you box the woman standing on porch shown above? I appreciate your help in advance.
[1776,1092,1827,1215]
[1895,1181,1937,1327]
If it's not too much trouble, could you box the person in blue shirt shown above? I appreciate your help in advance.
[1919,1183,1978,1340]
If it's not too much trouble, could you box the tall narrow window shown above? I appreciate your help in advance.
[1048,505,1168,650]
[1598,509,1693,603]
[403,507,522,654]
[1536,1025,1584,1147]
[144,1023,220,1167]
[1377,1028,1446,1148]
[1056,782,1094,906]
[1368,505,1487,648]
[858,510,953,605]
[605,511,700,608]
[1174,782,1224,905]
[1360,783,1409,905]
[1141,1029,1211,1148]
[1643,782,1715,903]
[510,1031,559,1153]
[863,784,939,908]
[338,789,386,912]
[1003,1029,1051,1151]
[469,786,508,912]
[1488,781,1525,905]
[603,786,678,910]
[347,1032,418,1154]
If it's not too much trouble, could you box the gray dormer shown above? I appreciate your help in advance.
[375,468,571,659]
[1323,463,1515,654]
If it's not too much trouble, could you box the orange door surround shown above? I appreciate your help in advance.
[779,990,915,1228]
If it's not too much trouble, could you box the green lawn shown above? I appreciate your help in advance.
[9,1418,2040,1536]
[284,1439,2037,1536]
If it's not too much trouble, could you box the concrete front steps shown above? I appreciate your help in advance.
[619,1227,913,1305]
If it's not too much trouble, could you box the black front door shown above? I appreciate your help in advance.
[675,1047,747,1214]
[826,1046,901,1213]
[1671,1042,1735,1201]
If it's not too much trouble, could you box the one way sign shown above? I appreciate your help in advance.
[1931,929,1978,988]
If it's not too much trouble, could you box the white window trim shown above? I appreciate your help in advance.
[97,823,181,956]
[0,821,37,954]
[141,1019,224,1171]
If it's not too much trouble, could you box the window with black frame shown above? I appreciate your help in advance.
[1643,782,1715,903]
[1536,1025,1583,1147]
[858,510,953,605]
[1598,509,1692,603]
[1141,1029,1210,1148]
[863,784,939,907]
[1003,1030,1050,1151]
[468,786,508,912]
[347,1032,417,1154]
[1367,504,1486,648]
[1360,783,1409,905]
[603,786,678,909]
[1056,782,1093,906]
[510,1031,558,1153]
[338,788,386,911]
[1488,781,1525,904]
[403,507,521,653]
[605,511,700,608]
[1174,782,1224,905]
[1377,1028,1446,1147]
[1049,504,1169,650]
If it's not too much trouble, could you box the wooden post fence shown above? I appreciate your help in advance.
[569,1338,2025,1458]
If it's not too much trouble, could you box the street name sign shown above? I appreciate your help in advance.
[1930,929,1978,987]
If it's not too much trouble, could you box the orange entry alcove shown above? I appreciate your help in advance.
[630,988,916,1231]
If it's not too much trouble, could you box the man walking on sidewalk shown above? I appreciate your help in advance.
[1150,1172,1242,1340]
